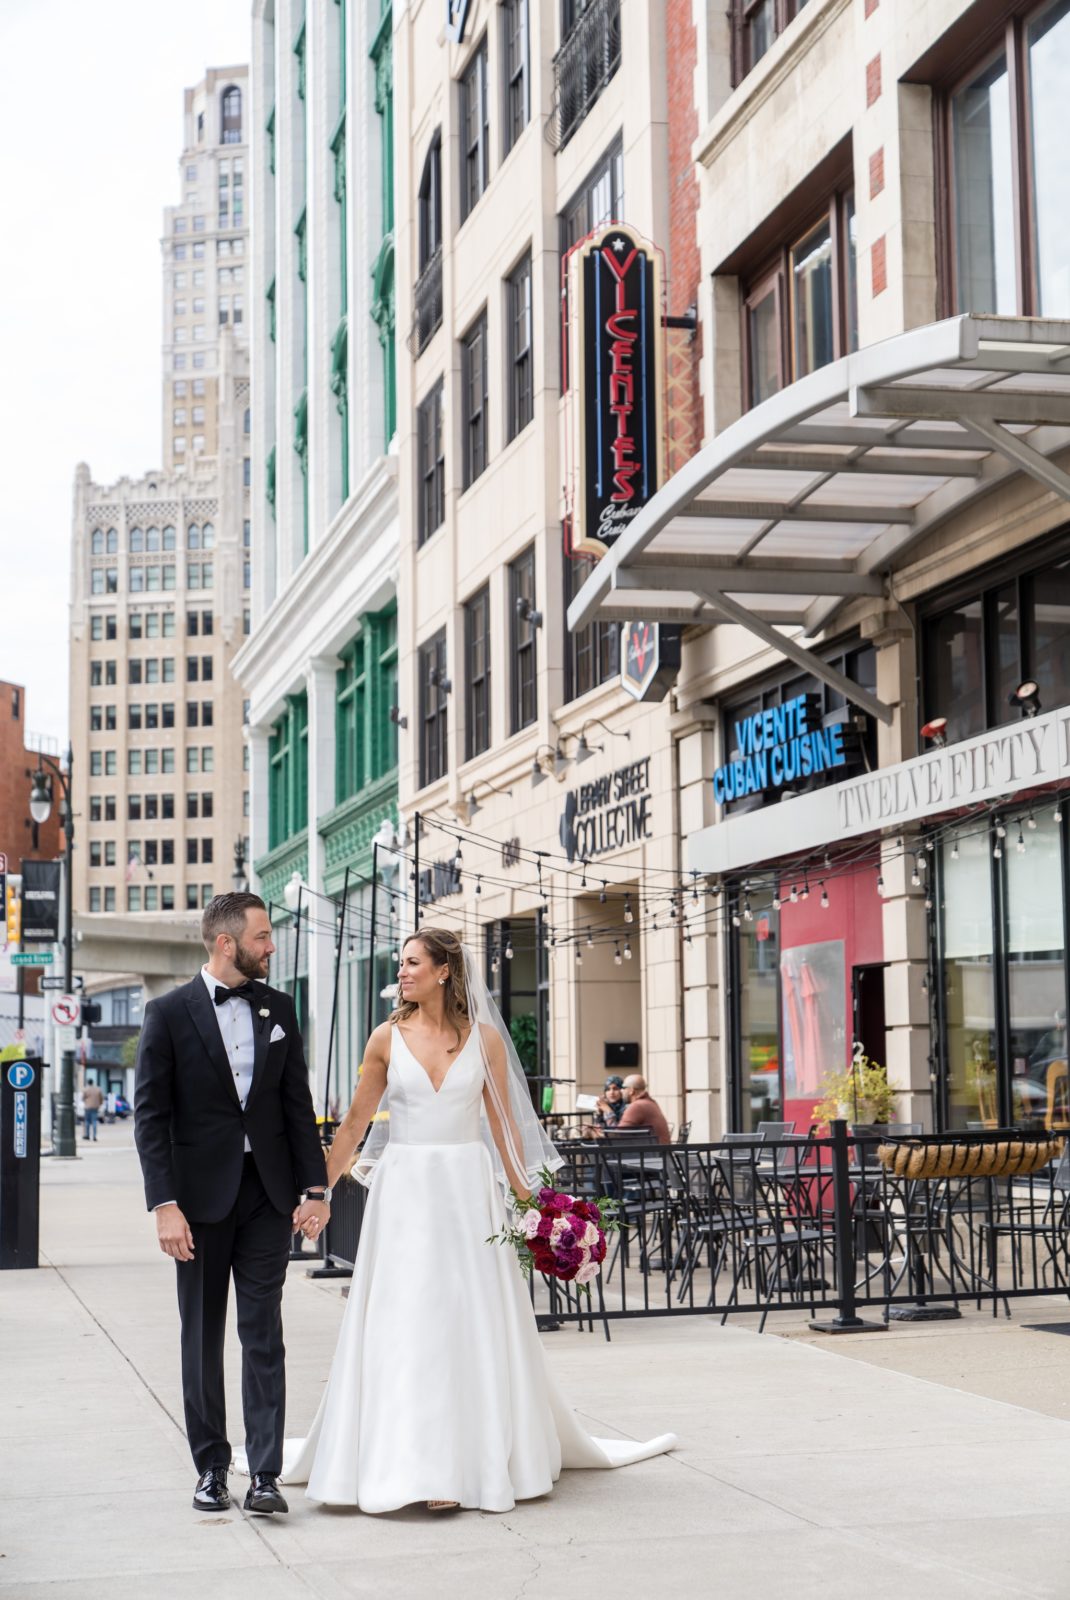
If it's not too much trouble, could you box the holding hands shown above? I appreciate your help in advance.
[292,1194,331,1240]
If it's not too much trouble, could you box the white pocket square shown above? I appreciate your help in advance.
[269,1024,286,1043]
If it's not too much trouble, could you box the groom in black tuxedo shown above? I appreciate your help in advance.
[135,892,330,1515]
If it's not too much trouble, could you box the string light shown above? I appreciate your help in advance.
[772,892,782,911]
[995,821,1007,839]
[586,927,594,947]
[800,879,810,901]
[731,910,741,928]
[911,857,921,888]
[820,884,829,909]
[993,839,1003,859]
[742,893,753,922]
[1056,800,1064,824]
[623,940,632,960]
[950,837,959,860]
[789,884,799,903]
[877,872,885,894]
[599,881,608,904]
[474,876,482,897]
[1016,825,1026,854]
[575,945,582,966]
[691,874,700,905]
[624,895,634,924]
[505,937,514,960]
[614,942,623,966]
[1027,811,1037,831]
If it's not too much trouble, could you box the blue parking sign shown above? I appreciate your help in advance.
[14,1090,27,1158]
[6,1062,35,1090]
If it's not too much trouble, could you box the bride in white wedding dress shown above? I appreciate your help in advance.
[279,925,676,1513]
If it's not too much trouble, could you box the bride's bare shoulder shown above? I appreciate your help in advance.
[364,1021,394,1060]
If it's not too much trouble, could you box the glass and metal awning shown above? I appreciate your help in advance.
[566,316,1070,725]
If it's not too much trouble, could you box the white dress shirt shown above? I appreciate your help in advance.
[201,965,256,1152]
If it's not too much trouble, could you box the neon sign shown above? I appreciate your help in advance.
[565,224,664,558]
[712,695,852,805]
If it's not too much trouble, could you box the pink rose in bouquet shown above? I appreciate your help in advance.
[488,1168,622,1294]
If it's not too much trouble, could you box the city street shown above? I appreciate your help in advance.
[2,1123,1070,1599]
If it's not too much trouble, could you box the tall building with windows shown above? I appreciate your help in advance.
[563,0,1070,1138]
[234,1,398,1111]
[70,68,251,956]
[390,1,707,1136]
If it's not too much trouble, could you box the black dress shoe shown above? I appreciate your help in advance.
[244,1473,288,1515]
[192,1466,231,1512]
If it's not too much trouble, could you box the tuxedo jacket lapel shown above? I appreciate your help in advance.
[244,986,272,1112]
[184,978,242,1107]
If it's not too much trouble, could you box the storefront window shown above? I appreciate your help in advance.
[737,912,781,1130]
[923,547,1070,741]
[781,939,846,1109]
[940,830,997,1128]
[1005,814,1067,1129]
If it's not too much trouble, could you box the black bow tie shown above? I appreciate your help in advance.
[214,982,258,1007]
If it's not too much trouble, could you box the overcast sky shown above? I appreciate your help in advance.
[0,0,252,747]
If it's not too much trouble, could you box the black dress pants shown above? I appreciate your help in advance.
[176,1153,292,1476]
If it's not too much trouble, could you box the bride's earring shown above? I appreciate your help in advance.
[438,977,446,986]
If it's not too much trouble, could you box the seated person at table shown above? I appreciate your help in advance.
[592,1075,626,1130]
[613,1075,671,1145]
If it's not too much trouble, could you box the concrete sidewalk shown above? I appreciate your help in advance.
[4,1124,1070,1599]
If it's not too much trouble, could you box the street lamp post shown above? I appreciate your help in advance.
[231,834,249,893]
[29,744,76,1160]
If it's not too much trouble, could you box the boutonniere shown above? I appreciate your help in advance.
[257,1007,271,1035]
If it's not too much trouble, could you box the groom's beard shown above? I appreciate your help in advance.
[233,940,270,981]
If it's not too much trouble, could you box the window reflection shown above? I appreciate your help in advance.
[791,219,834,378]
[748,287,780,404]
[1030,560,1070,713]
[941,830,997,1129]
[738,911,782,1130]
[1005,815,1067,1129]
[1028,0,1070,314]
[952,55,1015,313]
[926,600,986,744]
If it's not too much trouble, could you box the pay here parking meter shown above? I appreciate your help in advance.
[1,1056,42,1269]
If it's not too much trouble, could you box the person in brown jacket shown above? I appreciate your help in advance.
[616,1075,671,1144]
[82,1080,105,1141]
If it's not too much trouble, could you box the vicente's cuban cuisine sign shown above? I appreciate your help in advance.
[712,695,852,805]
[565,224,665,559]
[690,704,1070,877]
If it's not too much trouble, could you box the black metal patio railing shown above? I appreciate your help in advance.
[409,246,443,355]
[315,1124,1070,1341]
[547,0,622,152]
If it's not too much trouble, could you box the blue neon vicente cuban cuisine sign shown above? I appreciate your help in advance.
[712,694,850,805]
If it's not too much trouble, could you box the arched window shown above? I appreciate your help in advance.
[418,132,442,270]
[129,527,144,553]
[187,523,200,550]
[162,525,176,550]
[201,521,215,550]
[91,529,104,555]
[221,86,242,145]
[145,526,160,552]
[106,527,119,554]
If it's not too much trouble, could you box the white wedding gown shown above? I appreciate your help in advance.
[273,1025,677,1512]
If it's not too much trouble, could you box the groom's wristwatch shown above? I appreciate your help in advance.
[305,1186,332,1204]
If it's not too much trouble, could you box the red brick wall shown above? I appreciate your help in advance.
[665,0,703,470]
[0,680,63,876]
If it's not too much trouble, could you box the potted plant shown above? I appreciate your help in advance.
[812,1043,898,1130]
[508,1014,538,1075]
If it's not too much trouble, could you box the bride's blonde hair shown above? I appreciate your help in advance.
[390,926,470,1049]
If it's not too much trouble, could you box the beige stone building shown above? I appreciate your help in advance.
[568,0,1070,1138]
[70,68,251,965]
[392,0,703,1136]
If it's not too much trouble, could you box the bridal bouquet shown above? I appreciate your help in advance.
[489,1171,621,1293]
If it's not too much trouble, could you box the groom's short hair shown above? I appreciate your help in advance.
[201,891,267,952]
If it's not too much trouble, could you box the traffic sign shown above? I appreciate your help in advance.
[51,996,80,1027]
[6,1061,35,1090]
[10,951,52,967]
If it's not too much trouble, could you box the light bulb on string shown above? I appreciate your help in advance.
[743,893,753,922]
[996,821,1007,839]
[789,884,799,904]
[925,836,935,853]
[691,874,700,905]
[1016,825,1026,854]
[614,942,623,966]
[731,911,741,929]
[1056,799,1064,824]
[800,879,810,901]
[1027,811,1037,831]
[911,857,921,888]
[993,840,1003,859]
[623,939,632,960]
[824,852,831,870]
[586,927,594,947]
[924,894,933,911]
[599,882,607,905]
[575,945,582,966]
[951,837,959,861]
[579,861,588,888]
[772,892,782,911]
[505,938,514,960]
[877,872,885,894]
[820,884,829,909]
[624,895,634,924]
[474,876,482,898]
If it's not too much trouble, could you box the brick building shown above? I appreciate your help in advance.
[0,680,64,1000]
